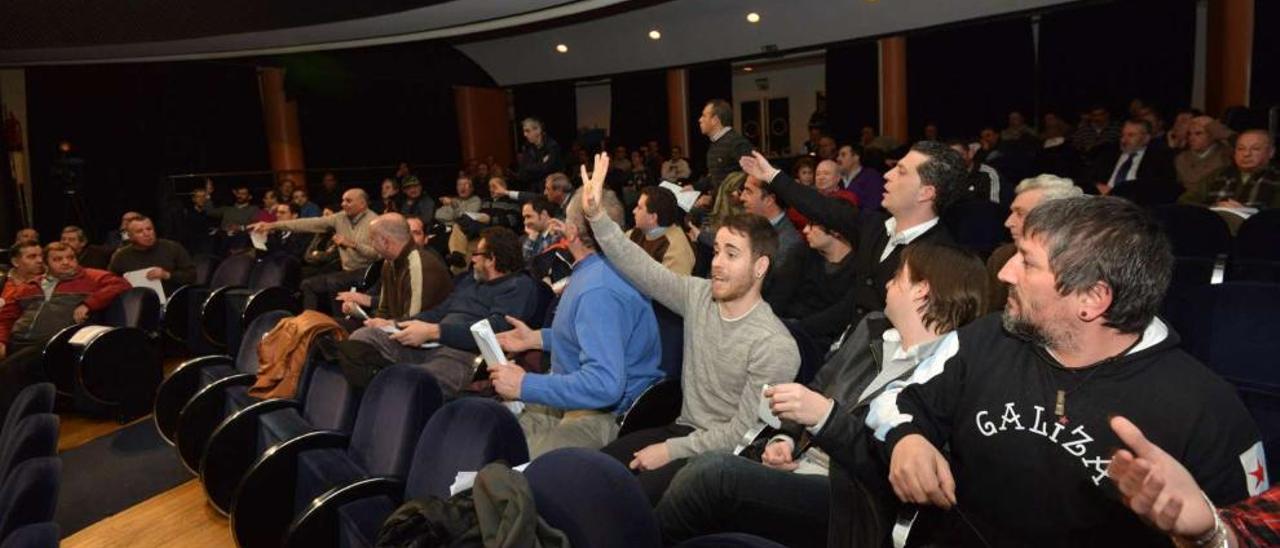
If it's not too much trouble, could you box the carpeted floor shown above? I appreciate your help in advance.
[56,419,193,536]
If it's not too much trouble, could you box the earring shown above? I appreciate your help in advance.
[1079,311,1089,320]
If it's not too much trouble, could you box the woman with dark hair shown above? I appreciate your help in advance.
[378,178,403,214]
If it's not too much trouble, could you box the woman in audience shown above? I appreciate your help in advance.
[656,242,990,547]
[378,177,403,214]
[792,157,816,187]
[629,149,651,188]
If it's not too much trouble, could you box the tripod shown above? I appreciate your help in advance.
[63,188,90,229]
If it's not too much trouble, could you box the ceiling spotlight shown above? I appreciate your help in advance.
[743,66,754,72]
[648,29,661,40]
[555,44,568,53]
[746,12,761,23]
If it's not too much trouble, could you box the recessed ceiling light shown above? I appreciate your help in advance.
[746,12,761,23]
[743,66,754,72]
[555,44,568,53]
[649,30,661,40]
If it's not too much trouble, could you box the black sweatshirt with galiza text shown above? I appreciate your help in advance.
[881,314,1267,547]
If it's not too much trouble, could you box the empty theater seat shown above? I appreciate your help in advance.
[230,364,443,548]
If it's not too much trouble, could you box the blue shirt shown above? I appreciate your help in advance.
[520,253,663,414]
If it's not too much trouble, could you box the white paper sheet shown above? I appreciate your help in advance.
[68,325,113,346]
[1210,206,1259,219]
[470,319,506,371]
[659,181,704,212]
[757,383,781,429]
[450,462,531,496]
[122,268,167,304]
[250,231,269,251]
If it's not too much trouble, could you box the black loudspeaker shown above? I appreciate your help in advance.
[768,97,791,155]
[741,100,763,150]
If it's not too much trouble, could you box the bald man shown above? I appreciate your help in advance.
[251,188,379,310]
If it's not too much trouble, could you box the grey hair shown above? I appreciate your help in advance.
[565,188,624,251]
[370,213,411,243]
[345,188,370,205]
[1014,174,1083,203]
[1022,196,1172,334]
[546,172,573,193]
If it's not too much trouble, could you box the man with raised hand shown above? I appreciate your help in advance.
[580,152,800,505]
[490,188,663,458]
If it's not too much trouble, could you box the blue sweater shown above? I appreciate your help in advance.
[413,271,539,352]
[521,253,663,414]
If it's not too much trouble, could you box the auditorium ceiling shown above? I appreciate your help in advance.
[0,0,1080,85]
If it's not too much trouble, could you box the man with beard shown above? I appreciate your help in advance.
[0,242,130,410]
[877,196,1263,545]
[656,242,990,547]
[581,152,801,505]
[207,184,261,232]
[346,226,539,396]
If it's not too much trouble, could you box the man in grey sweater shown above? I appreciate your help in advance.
[581,152,801,505]
[250,188,379,310]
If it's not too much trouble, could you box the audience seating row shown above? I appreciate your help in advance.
[0,384,60,547]
[163,253,304,356]
[42,288,162,419]
[1163,281,1280,480]
[1152,206,1280,286]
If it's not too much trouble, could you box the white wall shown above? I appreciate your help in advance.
[732,60,824,155]
[575,81,611,135]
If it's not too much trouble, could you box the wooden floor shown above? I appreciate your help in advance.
[62,480,234,548]
[57,357,236,547]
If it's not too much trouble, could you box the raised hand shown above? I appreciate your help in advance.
[579,152,610,219]
[738,151,780,183]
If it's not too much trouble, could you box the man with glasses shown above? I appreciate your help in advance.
[347,226,539,395]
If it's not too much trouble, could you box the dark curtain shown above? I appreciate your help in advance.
[609,70,668,149]
[686,62,732,176]
[25,61,266,242]
[1038,0,1196,121]
[1251,0,1279,113]
[824,41,879,145]
[286,43,493,197]
[0,102,14,243]
[907,18,1034,141]
[512,80,577,161]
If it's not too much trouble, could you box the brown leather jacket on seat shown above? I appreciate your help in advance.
[249,310,348,399]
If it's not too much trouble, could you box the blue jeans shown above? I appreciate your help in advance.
[655,452,829,547]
